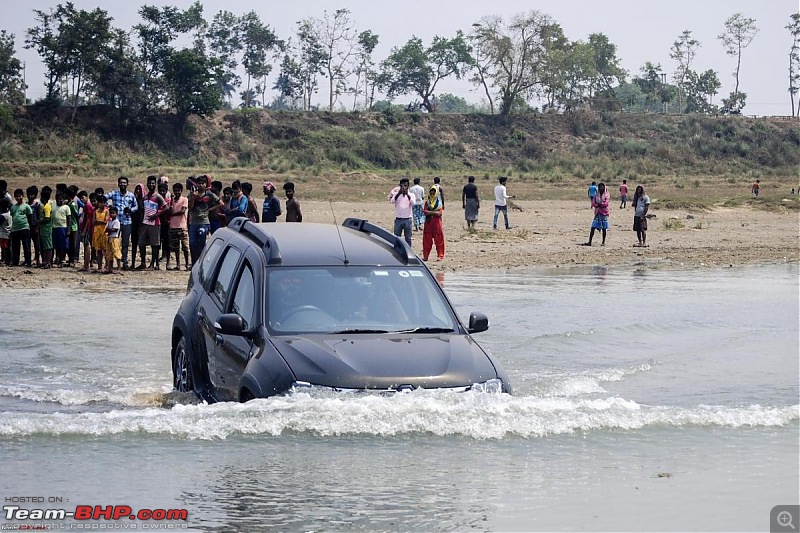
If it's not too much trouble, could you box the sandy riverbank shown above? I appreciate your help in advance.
[2,199,797,290]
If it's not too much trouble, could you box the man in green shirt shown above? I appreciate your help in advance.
[10,188,34,267]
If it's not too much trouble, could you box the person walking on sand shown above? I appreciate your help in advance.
[588,181,598,208]
[632,185,650,247]
[423,185,445,261]
[582,182,610,246]
[389,178,414,245]
[283,182,303,223]
[751,179,760,197]
[619,179,628,209]
[410,177,425,231]
[462,176,480,229]
[493,177,514,230]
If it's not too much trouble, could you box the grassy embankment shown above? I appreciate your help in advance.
[0,104,798,211]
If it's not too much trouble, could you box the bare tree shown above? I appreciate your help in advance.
[788,13,800,117]
[670,30,700,113]
[313,8,357,112]
[718,13,758,106]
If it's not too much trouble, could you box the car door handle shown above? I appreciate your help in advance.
[214,334,224,346]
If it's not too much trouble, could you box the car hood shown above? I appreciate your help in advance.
[270,334,498,390]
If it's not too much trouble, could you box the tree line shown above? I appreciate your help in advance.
[0,2,798,122]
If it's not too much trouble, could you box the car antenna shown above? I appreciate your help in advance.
[329,201,349,265]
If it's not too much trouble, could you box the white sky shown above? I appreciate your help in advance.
[4,0,798,116]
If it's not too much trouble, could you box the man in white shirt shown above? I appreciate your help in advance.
[388,178,416,246]
[409,178,425,231]
[493,176,514,230]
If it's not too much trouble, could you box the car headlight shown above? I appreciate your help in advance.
[470,378,504,394]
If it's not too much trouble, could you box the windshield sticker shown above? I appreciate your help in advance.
[409,271,424,277]
[373,270,389,276]
[398,271,410,277]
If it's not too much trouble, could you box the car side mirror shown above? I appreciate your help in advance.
[468,312,489,334]
[214,314,252,338]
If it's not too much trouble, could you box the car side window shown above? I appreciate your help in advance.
[212,247,242,306]
[200,239,225,286]
[231,264,255,329]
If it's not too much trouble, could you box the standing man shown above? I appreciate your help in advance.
[619,179,628,209]
[187,175,223,266]
[262,181,281,222]
[462,176,480,229]
[409,177,425,231]
[283,182,303,222]
[107,176,138,270]
[751,179,760,197]
[136,175,167,270]
[493,176,514,230]
[388,178,415,246]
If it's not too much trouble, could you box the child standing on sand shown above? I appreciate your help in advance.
[93,197,108,273]
[104,206,122,274]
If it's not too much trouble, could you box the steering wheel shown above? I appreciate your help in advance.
[281,305,325,322]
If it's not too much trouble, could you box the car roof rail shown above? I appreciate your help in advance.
[228,217,283,265]
[341,218,420,265]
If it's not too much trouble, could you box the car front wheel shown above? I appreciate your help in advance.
[173,336,195,393]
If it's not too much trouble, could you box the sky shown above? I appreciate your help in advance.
[4,0,798,116]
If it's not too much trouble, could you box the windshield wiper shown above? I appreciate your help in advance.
[333,328,389,334]
[392,327,455,334]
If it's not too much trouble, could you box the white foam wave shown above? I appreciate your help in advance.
[541,363,655,397]
[0,385,172,407]
[1,392,796,440]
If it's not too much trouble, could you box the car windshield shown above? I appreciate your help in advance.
[267,266,459,334]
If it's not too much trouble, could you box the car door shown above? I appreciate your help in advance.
[215,254,259,401]
[198,244,243,401]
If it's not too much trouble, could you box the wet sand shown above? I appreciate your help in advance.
[2,199,797,290]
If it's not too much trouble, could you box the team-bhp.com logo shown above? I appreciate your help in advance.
[3,504,188,524]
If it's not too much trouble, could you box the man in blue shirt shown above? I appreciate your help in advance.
[107,176,138,270]
[587,181,598,209]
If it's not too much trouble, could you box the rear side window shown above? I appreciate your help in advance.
[199,239,225,286]
[212,247,242,306]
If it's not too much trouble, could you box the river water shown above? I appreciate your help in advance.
[1,263,798,532]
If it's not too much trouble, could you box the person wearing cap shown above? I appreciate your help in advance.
[283,182,302,223]
[388,178,415,246]
[422,185,445,261]
[262,181,281,223]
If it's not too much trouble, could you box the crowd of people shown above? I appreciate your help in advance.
[0,176,303,272]
[0,172,661,272]
[389,175,651,257]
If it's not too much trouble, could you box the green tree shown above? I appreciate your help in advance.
[239,11,282,108]
[718,12,758,113]
[275,18,326,111]
[436,92,479,113]
[163,48,223,119]
[683,69,721,114]
[470,11,552,117]
[670,30,700,113]
[536,22,570,111]
[207,10,242,106]
[93,29,147,121]
[351,30,379,111]
[787,13,800,117]
[0,31,26,105]
[587,33,626,101]
[134,1,206,113]
[633,62,676,112]
[25,7,65,102]
[379,32,472,113]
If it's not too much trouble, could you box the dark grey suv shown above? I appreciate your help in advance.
[171,217,511,402]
